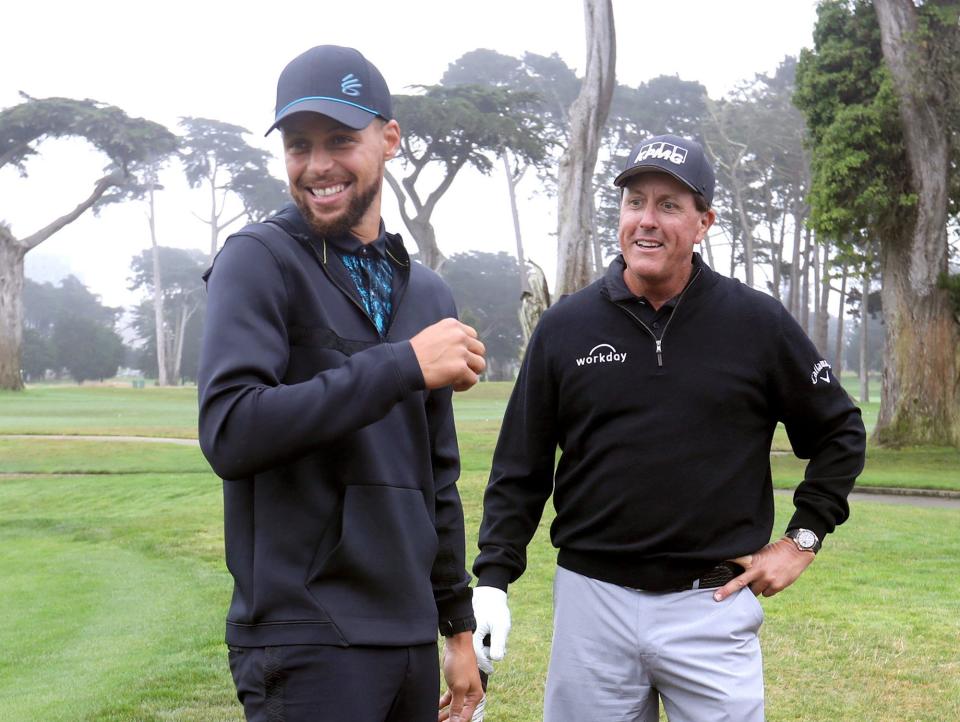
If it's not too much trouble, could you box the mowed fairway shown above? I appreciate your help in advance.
[1,383,958,721]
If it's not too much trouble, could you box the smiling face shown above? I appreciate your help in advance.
[281,113,400,242]
[617,172,715,305]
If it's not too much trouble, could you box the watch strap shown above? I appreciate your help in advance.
[785,527,822,553]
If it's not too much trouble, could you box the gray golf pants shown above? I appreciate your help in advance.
[544,566,765,722]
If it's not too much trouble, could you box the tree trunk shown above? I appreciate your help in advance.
[502,151,527,277]
[0,172,122,391]
[0,230,26,390]
[801,227,812,334]
[834,264,848,374]
[148,183,169,386]
[555,0,615,296]
[383,169,447,270]
[814,244,831,354]
[860,265,871,405]
[789,206,803,318]
[701,233,715,269]
[873,0,959,445]
[209,168,220,262]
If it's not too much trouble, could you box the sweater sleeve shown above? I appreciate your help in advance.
[425,383,475,629]
[197,234,425,480]
[772,306,866,541]
[473,320,559,591]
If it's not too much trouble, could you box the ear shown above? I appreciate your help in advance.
[381,119,401,161]
[695,208,716,244]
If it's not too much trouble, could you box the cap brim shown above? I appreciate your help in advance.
[613,164,702,198]
[265,98,379,136]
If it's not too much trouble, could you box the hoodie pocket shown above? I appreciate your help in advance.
[305,484,438,624]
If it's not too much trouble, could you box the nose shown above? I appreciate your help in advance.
[307,146,335,175]
[638,202,658,228]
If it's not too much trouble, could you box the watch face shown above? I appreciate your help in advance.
[796,530,817,549]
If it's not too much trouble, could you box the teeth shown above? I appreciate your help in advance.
[311,184,345,197]
[636,241,661,248]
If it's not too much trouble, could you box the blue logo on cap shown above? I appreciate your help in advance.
[341,73,362,97]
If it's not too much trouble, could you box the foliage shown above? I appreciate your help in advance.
[393,83,551,177]
[1,94,177,176]
[389,82,551,266]
[21,276,125,382]
[440,252,523,380]
[128,246,208,383]
[440,48,575,180]
[794,0,913,243]
[51,314,125,383]
[0,95,179,210]
[939,271,960,321]
[178,117,288,228]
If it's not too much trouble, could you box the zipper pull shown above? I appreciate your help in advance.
[655,339,663,367]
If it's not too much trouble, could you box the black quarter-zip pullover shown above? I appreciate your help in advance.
[474,254,865,592]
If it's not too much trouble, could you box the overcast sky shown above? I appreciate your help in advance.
[2,0,820,307]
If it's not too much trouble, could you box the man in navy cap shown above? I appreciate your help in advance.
[198,45,485,722]
[471,134,866,720]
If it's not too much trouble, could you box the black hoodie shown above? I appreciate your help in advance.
[199,204,473,647]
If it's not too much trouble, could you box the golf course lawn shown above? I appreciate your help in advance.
[1,382,957,721]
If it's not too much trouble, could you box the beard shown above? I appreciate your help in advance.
[293,172,382,239]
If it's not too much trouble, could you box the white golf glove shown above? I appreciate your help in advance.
[472,585,511,675]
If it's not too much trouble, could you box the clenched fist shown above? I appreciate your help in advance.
[410,318,487,391]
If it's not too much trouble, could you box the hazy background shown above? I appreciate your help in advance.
[2,0,818,308]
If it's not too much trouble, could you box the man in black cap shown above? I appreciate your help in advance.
[471,134,866,720]
[198,45,485,722]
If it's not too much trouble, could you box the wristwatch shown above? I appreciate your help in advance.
[785,528,821,554]
[439,615,477,637]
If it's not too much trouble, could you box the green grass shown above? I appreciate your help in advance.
[1,381,958,720]
[0,385,200,438]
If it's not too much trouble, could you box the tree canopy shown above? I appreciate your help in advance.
[388,82,550,268]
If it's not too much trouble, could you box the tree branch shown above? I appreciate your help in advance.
[217,210,247,233]
[21,170,122,251]
[422,160,466,218]
[384,169,413,228]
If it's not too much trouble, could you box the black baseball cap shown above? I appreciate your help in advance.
[613,134,715,206]
[266,45,393,136]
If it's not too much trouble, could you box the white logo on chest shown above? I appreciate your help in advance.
[575,343,628,367]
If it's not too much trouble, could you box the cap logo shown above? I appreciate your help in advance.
[341,73,362,97]
[636,141,687,166]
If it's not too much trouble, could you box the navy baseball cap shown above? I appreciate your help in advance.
[613,134,715,206]
[266,45,393,136]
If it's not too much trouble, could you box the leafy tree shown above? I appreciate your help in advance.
[0,95,177,389]
[440,251,523,380]
[130,300,205,384]
[21,327,55,381]
[129,246,208,384]
[441,50,562,278]
[178,117,289,261]
[52,314,125,384]
[21,276,124,382]
[388,84,549,269]
[795,0,960,446]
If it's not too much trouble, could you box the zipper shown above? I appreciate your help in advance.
[616,267,702,367]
